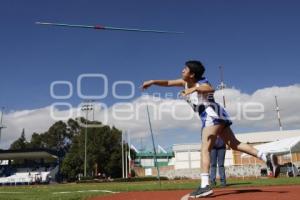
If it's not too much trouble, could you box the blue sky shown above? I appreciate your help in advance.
[1,0,300,149]
[1,0,300,109]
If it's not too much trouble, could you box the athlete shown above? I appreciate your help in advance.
[141,60,280,198]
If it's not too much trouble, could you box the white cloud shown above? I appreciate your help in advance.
[1,84,300,149]
[214,84,300,130]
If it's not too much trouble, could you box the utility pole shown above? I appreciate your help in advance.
[275,96,283,131]
[218,66,226,108]
[125,144,128,178]
[89,100,95,121]
[0,107,6,143]
[128,131,131,177]
[121,131,124,178]
[81,101,93,177]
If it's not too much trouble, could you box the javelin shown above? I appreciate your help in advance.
[36,22,184,34]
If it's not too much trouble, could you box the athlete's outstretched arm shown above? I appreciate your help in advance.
[141,79,185,90]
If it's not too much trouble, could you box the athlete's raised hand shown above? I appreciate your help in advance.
[141,80,153,91]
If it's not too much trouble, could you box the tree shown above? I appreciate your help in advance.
[61,122,125,181]
[8,117,126,181]
[43,121,68,149]
[10,128,27,150]
[60,134,83,181]
[26,119,79,152]
[27,132,44,149]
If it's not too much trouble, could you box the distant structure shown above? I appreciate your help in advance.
[0,107,6,144]
[274,96,283,131]
[132,145,174,168]
[172,129,300,178]
[217,66,226,108]
[0,149,61,185]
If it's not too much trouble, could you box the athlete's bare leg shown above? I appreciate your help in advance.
[218,126,258,157]
[201,124,226,173]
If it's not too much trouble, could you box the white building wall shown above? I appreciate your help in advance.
[175,161,189,169]
[174,151,189,169]
[176,152,189,161]
[191,161,201,168]
[173,129,300,170]
[190,152,200,160]
[225,149,234,166]
[173,144,202,170]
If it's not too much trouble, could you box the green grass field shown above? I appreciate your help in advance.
[0,177,299,200]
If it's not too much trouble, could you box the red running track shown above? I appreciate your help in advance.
[90,185,300,200]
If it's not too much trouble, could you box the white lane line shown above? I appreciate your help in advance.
[52,190,119,194]
[180,193,190,200]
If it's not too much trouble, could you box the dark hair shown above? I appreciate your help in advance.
[185,60,205,81]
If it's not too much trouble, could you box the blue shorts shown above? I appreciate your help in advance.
[199,103,232,128]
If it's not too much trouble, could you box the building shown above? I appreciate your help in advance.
[171,129,300,178]
[134,151,174,168]
[0,148,61,185]
[133,130,300,178]
[133,147,174,177]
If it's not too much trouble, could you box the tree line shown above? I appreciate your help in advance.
[9,118,133,181]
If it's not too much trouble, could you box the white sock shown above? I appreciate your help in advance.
[257,150,267,162]
[201,173,209,188]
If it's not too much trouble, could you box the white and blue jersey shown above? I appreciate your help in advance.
[183,77,232,128]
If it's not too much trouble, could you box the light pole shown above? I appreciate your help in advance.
[121,132,124,178]
[90,100,95,121]
[0,107,6,143]
[81,101,93,177]
[218,66,226,108]
[274,96,283,131]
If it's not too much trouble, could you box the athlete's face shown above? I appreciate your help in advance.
[182,66,194,81]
